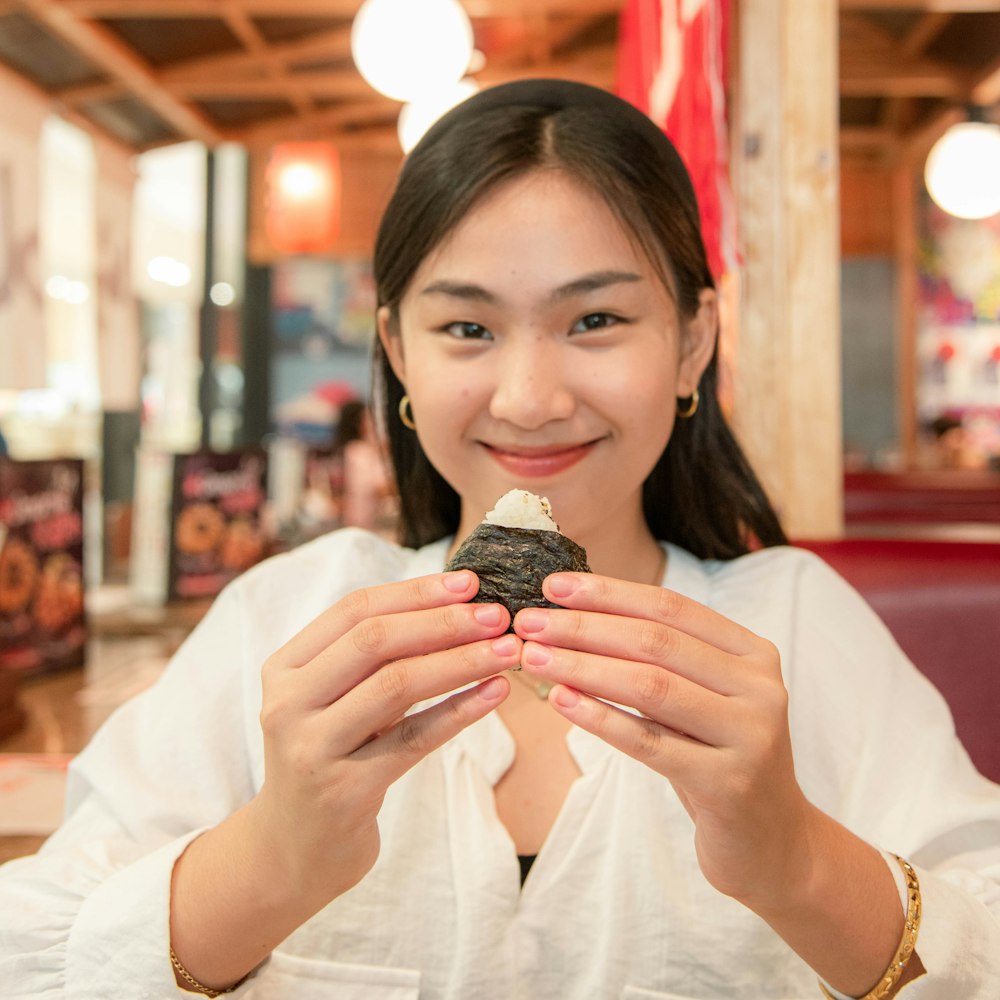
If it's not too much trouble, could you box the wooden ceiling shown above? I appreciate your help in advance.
[0,0,998,162]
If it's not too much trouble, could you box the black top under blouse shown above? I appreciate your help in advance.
[517,854,536,886]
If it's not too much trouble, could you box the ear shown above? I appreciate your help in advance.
[677,288,718,397]
[377,305,407,387]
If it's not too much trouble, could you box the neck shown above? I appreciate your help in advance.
[573,514,665,587]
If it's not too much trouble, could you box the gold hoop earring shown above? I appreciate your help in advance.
[398,395,416,430]
[677,388,699,419]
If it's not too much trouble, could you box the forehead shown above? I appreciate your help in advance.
[409,169,655,289]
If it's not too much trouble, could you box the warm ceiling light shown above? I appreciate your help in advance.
[397,79,479,153]
[265,143,340,254]
[925,119,1000,221]
[351,0,474,103]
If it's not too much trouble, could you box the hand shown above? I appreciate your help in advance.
[512,571,815,914]
[250,570,518,907]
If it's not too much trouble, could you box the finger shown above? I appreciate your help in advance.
[323,634,522,754]
[514,606,742,696]
[521,641,733,747]
[304,600,513,707]
[545,684,706,781]
[543,573,758,657]
[352,675,511,785]
[273,571,480,669]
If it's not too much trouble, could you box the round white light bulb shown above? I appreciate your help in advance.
[351,0,474,103]
[279,163,324,200]
[398,79,479,153]
[210,281,236,307]
[925,121,1000,220]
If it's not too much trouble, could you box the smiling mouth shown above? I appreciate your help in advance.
[482,439,602,476]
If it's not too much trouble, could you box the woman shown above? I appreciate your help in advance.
[2,80,999,1000]
[334,400,392,531]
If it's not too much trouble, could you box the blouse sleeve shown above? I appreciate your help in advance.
[0,582,262,999]
[785,550,1000,998]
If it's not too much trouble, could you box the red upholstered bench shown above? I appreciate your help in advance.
[796,538,1000,784]
[844,470,1000,526]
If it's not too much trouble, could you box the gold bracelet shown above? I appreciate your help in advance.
[818,854,922,1000]
[170,946,248,997]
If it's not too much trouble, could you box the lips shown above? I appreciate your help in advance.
[482,440,600,478]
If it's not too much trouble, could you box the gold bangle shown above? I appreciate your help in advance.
[170,946,247,997]
[818,854,922,1000]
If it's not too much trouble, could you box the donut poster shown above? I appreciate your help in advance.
[0,458,86,675]
[168,449,268,600]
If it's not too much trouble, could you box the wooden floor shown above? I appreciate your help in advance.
[0,599,207,865]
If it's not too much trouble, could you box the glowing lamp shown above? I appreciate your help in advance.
[265,143,340,254]
[925,119,1000,221]
[351,0,474,103]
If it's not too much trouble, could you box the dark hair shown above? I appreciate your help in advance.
[334,400,368,452]
[372,79,786,558]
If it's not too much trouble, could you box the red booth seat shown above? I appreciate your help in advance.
[844,470,1000,526]
[796,538,1000,784]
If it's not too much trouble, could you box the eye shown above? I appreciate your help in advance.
[442,321,492,341]
[572,312,623,333]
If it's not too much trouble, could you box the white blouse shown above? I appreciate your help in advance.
[1,528,999,999]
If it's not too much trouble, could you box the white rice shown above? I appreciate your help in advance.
[483,489,559,532]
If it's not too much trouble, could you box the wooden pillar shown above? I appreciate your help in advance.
[893,162,919,468]
[733,0,843,539]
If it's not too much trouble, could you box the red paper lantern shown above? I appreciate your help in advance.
[265,143,340,254]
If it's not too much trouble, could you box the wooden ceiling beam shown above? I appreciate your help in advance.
[56,33,616,112]
[897,42,1000,163]
[162,26,353,81]
[60,0,623,17]
[54,24,354,108]
[219,0,315,116]
[839,10,903,53]
[899,12,953,59]
[59,0,359,14]
[17,0,223,144]
[840,126,897,150]
[840,0,1000,11]
[840,62,964,98]
[229,95,396,145]
[484,13,602,69]
[169,70,377,100]
[902,104,965,161]
[971,54,1000,107]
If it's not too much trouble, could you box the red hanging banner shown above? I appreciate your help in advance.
[617,0,735,280]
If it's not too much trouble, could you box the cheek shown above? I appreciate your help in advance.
[600,356,676,425]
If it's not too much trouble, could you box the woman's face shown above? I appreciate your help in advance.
[379,169,715,542]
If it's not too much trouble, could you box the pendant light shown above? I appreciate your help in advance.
[265,143,340,254]
[351,0,474,104]
[925,109,1000,221]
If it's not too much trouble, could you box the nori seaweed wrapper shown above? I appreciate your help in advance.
[445,523,590,625]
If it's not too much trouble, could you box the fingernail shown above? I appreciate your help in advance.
[491,634,519,657]
[517,609,548,633]
[473,603,503,627]
[554,686,580,709]
[547,574,579,599]
[478,676,507,702]
[443,571,472,593]
[523,643,551,666]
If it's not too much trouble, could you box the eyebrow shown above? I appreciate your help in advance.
[419,270,644,305]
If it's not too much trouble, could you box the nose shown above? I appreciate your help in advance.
[488,334,576,430]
